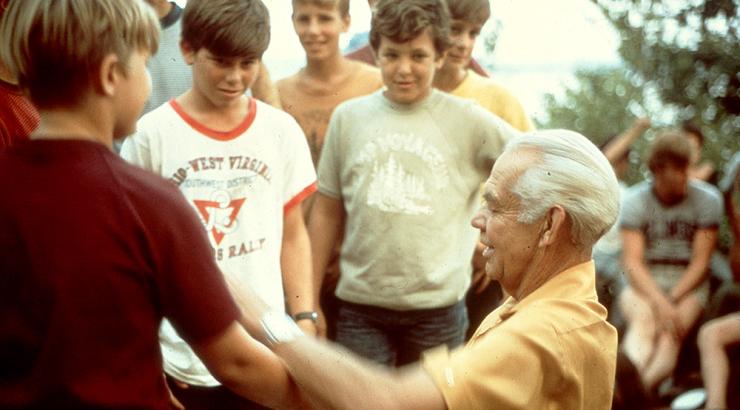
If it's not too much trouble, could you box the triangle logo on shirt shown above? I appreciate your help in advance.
[192,195,246,245]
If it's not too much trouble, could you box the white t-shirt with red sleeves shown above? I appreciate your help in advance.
[121,98,316,386]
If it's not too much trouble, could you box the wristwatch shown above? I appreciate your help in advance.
[293,311,319,323]
[260,310,303,346]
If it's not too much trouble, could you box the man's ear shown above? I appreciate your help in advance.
[98,53,121,97]
[180,40,196,65]
[539,205,567,247]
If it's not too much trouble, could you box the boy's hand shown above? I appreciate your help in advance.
[163,374,186,410]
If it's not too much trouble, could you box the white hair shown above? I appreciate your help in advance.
[506,129,620,247]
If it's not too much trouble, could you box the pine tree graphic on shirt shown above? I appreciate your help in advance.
[366,155,432,215]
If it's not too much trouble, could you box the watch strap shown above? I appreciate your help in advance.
[293,311,318,323]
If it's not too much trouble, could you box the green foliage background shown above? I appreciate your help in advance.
[536,0,739,185]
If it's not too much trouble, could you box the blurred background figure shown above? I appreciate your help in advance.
[593,117,650,324]
[618,132,723,397]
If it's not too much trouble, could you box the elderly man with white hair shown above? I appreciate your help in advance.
[233,130,620,410]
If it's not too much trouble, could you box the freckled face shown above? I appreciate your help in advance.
[376,29,444,105]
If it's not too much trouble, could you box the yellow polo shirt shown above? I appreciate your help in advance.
[422,261,617,410]
[450,70,535,133]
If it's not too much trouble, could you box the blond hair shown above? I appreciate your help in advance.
[292,0,350,17]
[0,0,159,109]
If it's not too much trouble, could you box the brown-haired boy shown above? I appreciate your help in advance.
[121,0,316,407]
[620,131,722,394]
[0,0,305,408]
[309,0,519,367]
[433,0,533,131]
[346,0,490,77]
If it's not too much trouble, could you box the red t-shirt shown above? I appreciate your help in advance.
[0,139,240,408]
[0,79,39,147]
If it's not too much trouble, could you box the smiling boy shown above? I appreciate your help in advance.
[120,0,316,407]
[309,0,520,367]
[277,0,382,169]
[433,0,533,131]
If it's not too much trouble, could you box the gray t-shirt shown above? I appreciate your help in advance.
[318,89,519,310]
[620,179,723,265]
[143,6,191,115]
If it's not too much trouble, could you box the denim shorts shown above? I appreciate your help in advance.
[335,299,468,367]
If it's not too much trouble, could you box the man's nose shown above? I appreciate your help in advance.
[471,212,485,230]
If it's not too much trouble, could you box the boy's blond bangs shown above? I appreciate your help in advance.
[292,0,350,17]
[0,0,159,109]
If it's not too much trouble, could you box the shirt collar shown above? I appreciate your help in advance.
[474,260,598,336]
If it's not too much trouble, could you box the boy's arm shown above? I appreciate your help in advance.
[281,204,316,335]
[307,193,345,336]
[252,62,282,109]
[191,321,311,409]
[602,117,650,165]
[670,227,717,302]
[224,283,446,410]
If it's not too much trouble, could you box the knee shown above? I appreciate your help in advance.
[698,321,721,352]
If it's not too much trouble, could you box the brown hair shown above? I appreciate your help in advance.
[447,0,490,25]
[182,0,270,60]
[292,0,350,17]
[0,0,159,109]
[369,0,451,56]
[647,131,692,172]
[681,120,704,146]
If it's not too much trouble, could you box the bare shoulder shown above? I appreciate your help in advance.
[350,60,380,78]
[348,60,383,90]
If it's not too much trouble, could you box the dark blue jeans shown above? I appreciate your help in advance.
[335,299,468,367]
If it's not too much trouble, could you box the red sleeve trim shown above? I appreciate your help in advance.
[284,182,317,214]
[169,98,257,141]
